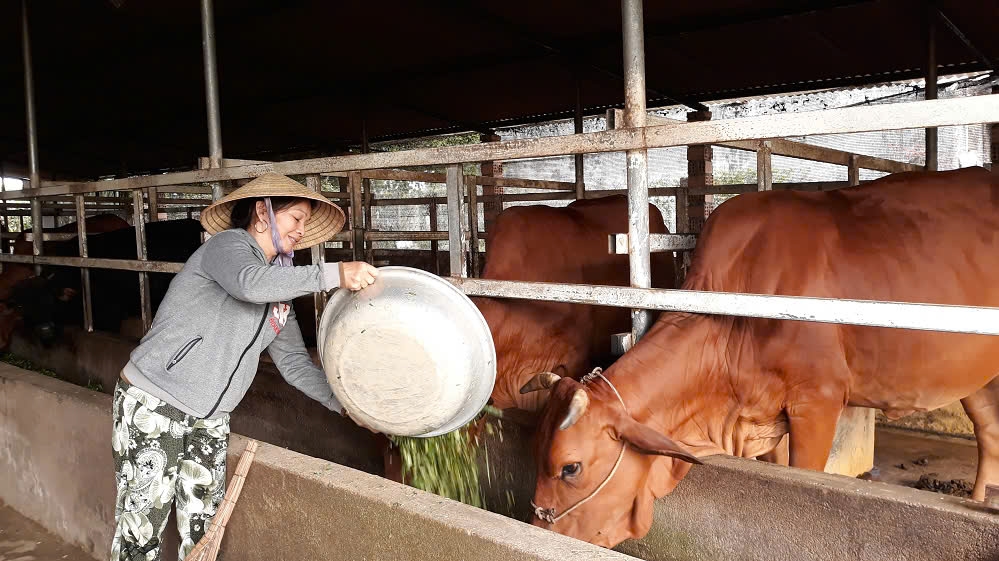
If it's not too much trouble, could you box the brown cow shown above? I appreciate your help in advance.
[475,194,676,413]
[381,195,677,483]
[0,214,129,348]
[523,167,999,548]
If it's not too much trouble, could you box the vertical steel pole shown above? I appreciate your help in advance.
[991,85,999,170]
[361,120,373,262]
[848,154,860,187]
[446,164,467,278]
[348,171,364,261]
[466,176,479,277]
[306,175,327,330]
[0,166,7,257]
[757,141,773,191]
[201,0,225,200]
[21,0,42,274]
[925,9,938,172]
[429,201,440,275]
[147,187,159,221]
[75,195,93,332]
[133,190,151,333]
[574,78,585,200]
[622,0,651,343]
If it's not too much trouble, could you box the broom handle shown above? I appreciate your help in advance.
[183,440,258,560]
[206,440,256,529]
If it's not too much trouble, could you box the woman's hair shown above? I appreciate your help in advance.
[230,196,319,230]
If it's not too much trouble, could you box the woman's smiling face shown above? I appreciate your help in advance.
[254,198,313,254]
[272,199,312,250]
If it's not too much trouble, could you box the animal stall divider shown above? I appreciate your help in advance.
[451,279,999,337]
[605,108,924,174]
[604,103,924,254]
[306,174,327,329]
[3,101,997,340]
[75,194,93,332]
[132,189,152,332]
[622,0,653,343]
[7,95,997,200]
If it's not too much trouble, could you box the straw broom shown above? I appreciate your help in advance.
[183,439,259,561]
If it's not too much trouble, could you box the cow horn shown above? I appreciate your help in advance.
[519,371,562,394]
[559,388,589,430]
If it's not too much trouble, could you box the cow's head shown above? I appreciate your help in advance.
[4,273,76,346]
[521,371,702,548]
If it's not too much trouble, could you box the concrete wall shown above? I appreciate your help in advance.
[9,329,385,475]
[615,453,999,561]
[0,365,632,561]
[6,365,999,561]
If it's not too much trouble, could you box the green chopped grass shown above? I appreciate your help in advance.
[388,406,512,512]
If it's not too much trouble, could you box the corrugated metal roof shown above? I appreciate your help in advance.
[0,0,995,179]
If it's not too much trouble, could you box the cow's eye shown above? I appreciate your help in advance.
[561,462,581,478]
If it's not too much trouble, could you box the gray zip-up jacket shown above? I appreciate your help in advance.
[123,227,344,419]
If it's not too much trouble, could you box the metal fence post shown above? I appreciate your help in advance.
[575,78,586,200]
[201,0,225,201]
[757,141,773,191]
[429,201,440,275]
[306,174,327,328]
[848,154,860,187]
[75,195,94,332]
[465,176,480,277]
[21,0,43,275]
[621,0,652,343]
[446,164,467,278]
[132,190,152,333]
[348,171,364,261]
[925,8,938,172]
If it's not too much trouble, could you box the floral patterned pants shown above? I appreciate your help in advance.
[110,379,230,561]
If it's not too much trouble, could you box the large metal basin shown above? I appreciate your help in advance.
[317,266,496,437]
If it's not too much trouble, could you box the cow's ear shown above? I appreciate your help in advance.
[58,287,77,301]
[616,416,702,465]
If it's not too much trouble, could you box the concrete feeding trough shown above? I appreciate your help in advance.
[4,361,999,561]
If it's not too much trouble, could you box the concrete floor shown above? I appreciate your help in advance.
[0,501,94,561]
[870,426,979,497]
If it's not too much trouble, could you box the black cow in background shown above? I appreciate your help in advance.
[6,218,205,344]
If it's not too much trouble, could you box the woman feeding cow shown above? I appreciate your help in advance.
[108,172,380,561]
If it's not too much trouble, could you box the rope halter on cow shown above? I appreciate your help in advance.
[529,367,629,526]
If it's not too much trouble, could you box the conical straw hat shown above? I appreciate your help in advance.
[200,172,346,250]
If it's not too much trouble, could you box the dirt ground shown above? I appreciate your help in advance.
[0,500,94,561]
[867,426,979,498]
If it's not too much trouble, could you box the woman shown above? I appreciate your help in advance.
[109,172,378,561]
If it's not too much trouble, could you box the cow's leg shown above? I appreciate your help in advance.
[786,400,845,471]
[961,377,999,501]
[757,434,789,465]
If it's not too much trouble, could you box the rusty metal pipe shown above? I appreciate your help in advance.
[201,0,224,200]
[21,0,42,273]
[925,9,938,171]
[622,0,652,342]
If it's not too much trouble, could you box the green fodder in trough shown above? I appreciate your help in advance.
[389,408,510,513]
[391,425,485,508]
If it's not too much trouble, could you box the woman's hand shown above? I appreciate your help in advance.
[339,261,379,291]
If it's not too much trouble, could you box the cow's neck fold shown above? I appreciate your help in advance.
[605,313,734,457]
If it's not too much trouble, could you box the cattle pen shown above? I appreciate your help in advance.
[2,1,999,561]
